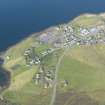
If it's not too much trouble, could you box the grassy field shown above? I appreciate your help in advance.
[41,49,64,70]
[57,45,105,104]
[3,81,52,105]
[71,14,105,27]
[1,33,54,105]
[2,48,61,105]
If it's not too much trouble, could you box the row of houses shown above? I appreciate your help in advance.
[41,48,55,57]
[33,66,54,88]
[34,69,69,88]
[24,47,40,66]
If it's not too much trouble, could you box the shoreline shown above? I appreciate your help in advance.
[1,12,105,53]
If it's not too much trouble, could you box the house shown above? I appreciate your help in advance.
[24,49,29,53]
[35,79,39,85]
[34,73,41,85]
[39,67,45,73]
[29,58,40,65]
[36,73,40,79]
[54,42,62,48]
[63,80,69,87]
[68,40,76,46]
[68,26,74,33]
[45,76,51,81]
[47,48,54,53]
[77,42,80,45]
[80,28,89,36]
[35,57,40,64]
[6,56,10,60]
[41,51,48,56]
[49,82,53,88]
[55,27,60,31]
[46,71,52,76]
[89,27,98,34]
[29,60,35,65]
[44,82,49,88]
[0,95,3,101]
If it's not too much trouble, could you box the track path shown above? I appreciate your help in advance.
[50,49,68,105]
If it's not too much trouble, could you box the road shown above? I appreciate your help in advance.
[50,49,68,105]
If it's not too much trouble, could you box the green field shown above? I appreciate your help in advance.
[57,45,105,105]
[1,33,54,105]
[3,81,52,105]
[71,14,105,27]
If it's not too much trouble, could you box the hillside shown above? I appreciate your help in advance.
[1,13,105,105]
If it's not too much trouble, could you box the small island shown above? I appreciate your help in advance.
[1,13,105,105]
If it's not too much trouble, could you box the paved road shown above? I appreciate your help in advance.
[50,49,68,105]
